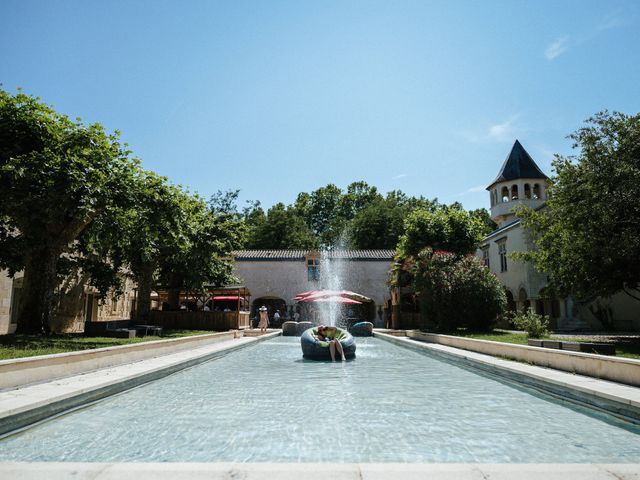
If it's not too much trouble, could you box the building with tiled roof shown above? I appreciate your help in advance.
[476,140,638,331]
[232,249,394,326]
[233,250,395,260]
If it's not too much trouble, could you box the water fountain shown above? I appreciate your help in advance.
[299,246,358,360]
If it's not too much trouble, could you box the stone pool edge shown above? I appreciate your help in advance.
[0,332,281,436]
[0,462,639,480]
[374,331,640,423]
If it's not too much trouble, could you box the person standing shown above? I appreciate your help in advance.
[293,310,300,322]
[258,305,269,333]
[273,309,281,327]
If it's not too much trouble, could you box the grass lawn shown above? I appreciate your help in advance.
[449,329,640,360]
[0,330,213,360]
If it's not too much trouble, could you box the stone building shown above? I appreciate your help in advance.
[232,250,395,326]
[0,269,135,334]
[477,140,639,331]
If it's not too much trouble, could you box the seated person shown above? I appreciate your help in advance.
[315,325,346,362]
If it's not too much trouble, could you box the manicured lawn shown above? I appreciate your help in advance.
[0,330,213,360]
[451,330,530,345]
[448,329,640,360]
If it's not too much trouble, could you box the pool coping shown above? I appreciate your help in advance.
[0,462,639,479]
[0,331,280,436]
[406,330,640,387]
[374,331,640,423]
[0,334,639,476]
[0,330,244,390]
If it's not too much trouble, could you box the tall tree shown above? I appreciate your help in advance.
[517,111,640,302]
[294,184,346,246]
[0,89,137,333]
[247,203,318,249]
[160,194,246,309]
[469,208,498,236]
[396,205,486,259]
[340,181,382,219]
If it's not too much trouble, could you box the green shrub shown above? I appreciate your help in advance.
[411,248,506,331]
[510,308,550,338]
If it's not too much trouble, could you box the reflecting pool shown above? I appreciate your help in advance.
[1,337,639,462]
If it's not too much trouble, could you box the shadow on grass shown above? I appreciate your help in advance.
[0,330,212,360]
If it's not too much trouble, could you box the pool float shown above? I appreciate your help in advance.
[300,326,356,360]
[349,321,374,337]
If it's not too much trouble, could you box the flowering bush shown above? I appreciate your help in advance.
[509,308,549,338]
[411,248,506,331]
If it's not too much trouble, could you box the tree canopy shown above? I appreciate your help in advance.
[0,89,138,332]
[517,111,640,302]
[396,205,486,259]
[239,182,450,250]
[0,89,246,331]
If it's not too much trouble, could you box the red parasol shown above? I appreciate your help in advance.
[299,295,362,304]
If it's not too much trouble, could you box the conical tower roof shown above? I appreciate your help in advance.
[487,140,548,189]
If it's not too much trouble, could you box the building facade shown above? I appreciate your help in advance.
[0,269,135,334]
[232,249,395,326]
[477,140,639,331]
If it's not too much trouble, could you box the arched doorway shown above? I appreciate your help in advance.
[504,288,516,312]
[252,297,287,328]
[518,288,530,312]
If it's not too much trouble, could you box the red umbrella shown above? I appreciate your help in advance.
[294,289,371,303]
[294,289,341,300]
[300,295,362,305]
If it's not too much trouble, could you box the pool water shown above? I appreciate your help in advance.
[1,337,639,462]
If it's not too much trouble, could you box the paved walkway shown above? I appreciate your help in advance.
[0,332,280,435]
[0,462,638,479]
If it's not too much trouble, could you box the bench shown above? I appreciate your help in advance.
[527,339,616,356]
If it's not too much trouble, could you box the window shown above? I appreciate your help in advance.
[524,183,531,199]
[511,184,518,200]
[533,183,540,200]
[481,246,490,269]
[307,259,320,281]
[501,186,509,202]
[111,293,119,314]
[498,241,507,272]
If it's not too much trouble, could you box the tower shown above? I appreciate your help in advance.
[486,140,548,227]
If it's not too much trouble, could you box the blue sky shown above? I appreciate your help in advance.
[2,0,639,211]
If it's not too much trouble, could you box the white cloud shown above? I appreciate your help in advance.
[487,116,520,142]
[545,36,569,60]
[460,115,524,144]
[456,185,487,197]
[392,173,407,180]
[598,10,624,30]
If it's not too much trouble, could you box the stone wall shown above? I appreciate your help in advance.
[233,258,392,318]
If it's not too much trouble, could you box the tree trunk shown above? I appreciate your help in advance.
[167,273,184,310]
[15,248,61,334]
[167,288,181,310]
[135,263,154,323]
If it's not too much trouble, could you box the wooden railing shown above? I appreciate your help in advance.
[148,310,251,331]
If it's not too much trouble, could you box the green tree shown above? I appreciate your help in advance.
[396,206,485,259]
[0,89,138,333]
[340,181,382,219]
[412,248,506,331]
[294,184,346,246]
[517,111,640,302]
[160,194,246,309]
[247,203,318,249]
[469,208,497,236]
[349,199,405,249]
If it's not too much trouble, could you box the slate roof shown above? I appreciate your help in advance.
[233,250,396,260]
[480,219,521,242]
[487,140,548,189]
